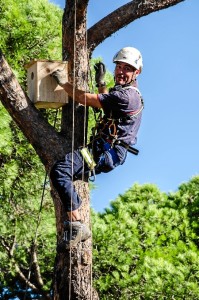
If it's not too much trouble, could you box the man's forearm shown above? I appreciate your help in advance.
[62,82,102,108]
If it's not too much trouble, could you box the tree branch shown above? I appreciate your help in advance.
[15,263,51,300]
[87,0,185,51]
[15,263,39,291]
[32,244,44,288]
[0,236,12,254]
[0,51,67,168]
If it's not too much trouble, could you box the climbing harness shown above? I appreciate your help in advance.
[91,84,143,151]
[79,83,143,182]
[93,84,143,140]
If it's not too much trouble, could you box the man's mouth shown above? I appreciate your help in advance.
[116,75,126,81]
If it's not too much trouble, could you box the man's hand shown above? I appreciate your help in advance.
[94,62,106,87]
[51,69,67,86]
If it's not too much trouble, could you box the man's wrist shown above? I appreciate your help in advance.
[96,82,106,88]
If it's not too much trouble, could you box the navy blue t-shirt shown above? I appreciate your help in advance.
[98,86,143,145]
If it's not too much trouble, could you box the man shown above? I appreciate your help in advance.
[50,47,144,249]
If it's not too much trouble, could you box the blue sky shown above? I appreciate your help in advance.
[50,0,199,212]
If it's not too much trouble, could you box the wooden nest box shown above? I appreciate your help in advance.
[26,59,68,109]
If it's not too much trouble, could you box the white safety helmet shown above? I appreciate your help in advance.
[113,47,143,73]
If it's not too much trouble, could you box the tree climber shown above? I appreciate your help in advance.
[50,47,144,250]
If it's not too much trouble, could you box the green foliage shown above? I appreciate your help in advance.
[0,0,61,297]
[0,103,56,298]
[2,0,199,299]
[92,179,199,299]
[0,0,62,85]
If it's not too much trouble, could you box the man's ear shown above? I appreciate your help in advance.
[133,69,140,80]
[135,69,140,76]
[134,69,140,78]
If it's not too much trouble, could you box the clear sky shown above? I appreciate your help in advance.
[49,0,199,212]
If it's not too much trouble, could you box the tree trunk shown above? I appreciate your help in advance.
[52,1,98,299]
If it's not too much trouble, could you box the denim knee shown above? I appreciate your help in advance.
[50,158,82,211]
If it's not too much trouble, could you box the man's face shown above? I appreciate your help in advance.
[114,62,138,85]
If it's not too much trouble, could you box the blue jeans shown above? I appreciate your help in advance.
[50,145,127,212]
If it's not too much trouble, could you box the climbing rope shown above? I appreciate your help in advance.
[68,1,94,298]
[68,0,77,298]
[24,109,59,300]
[80,21,95,300]
[23,173,47,300]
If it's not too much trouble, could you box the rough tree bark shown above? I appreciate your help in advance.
[0,0,185,299]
